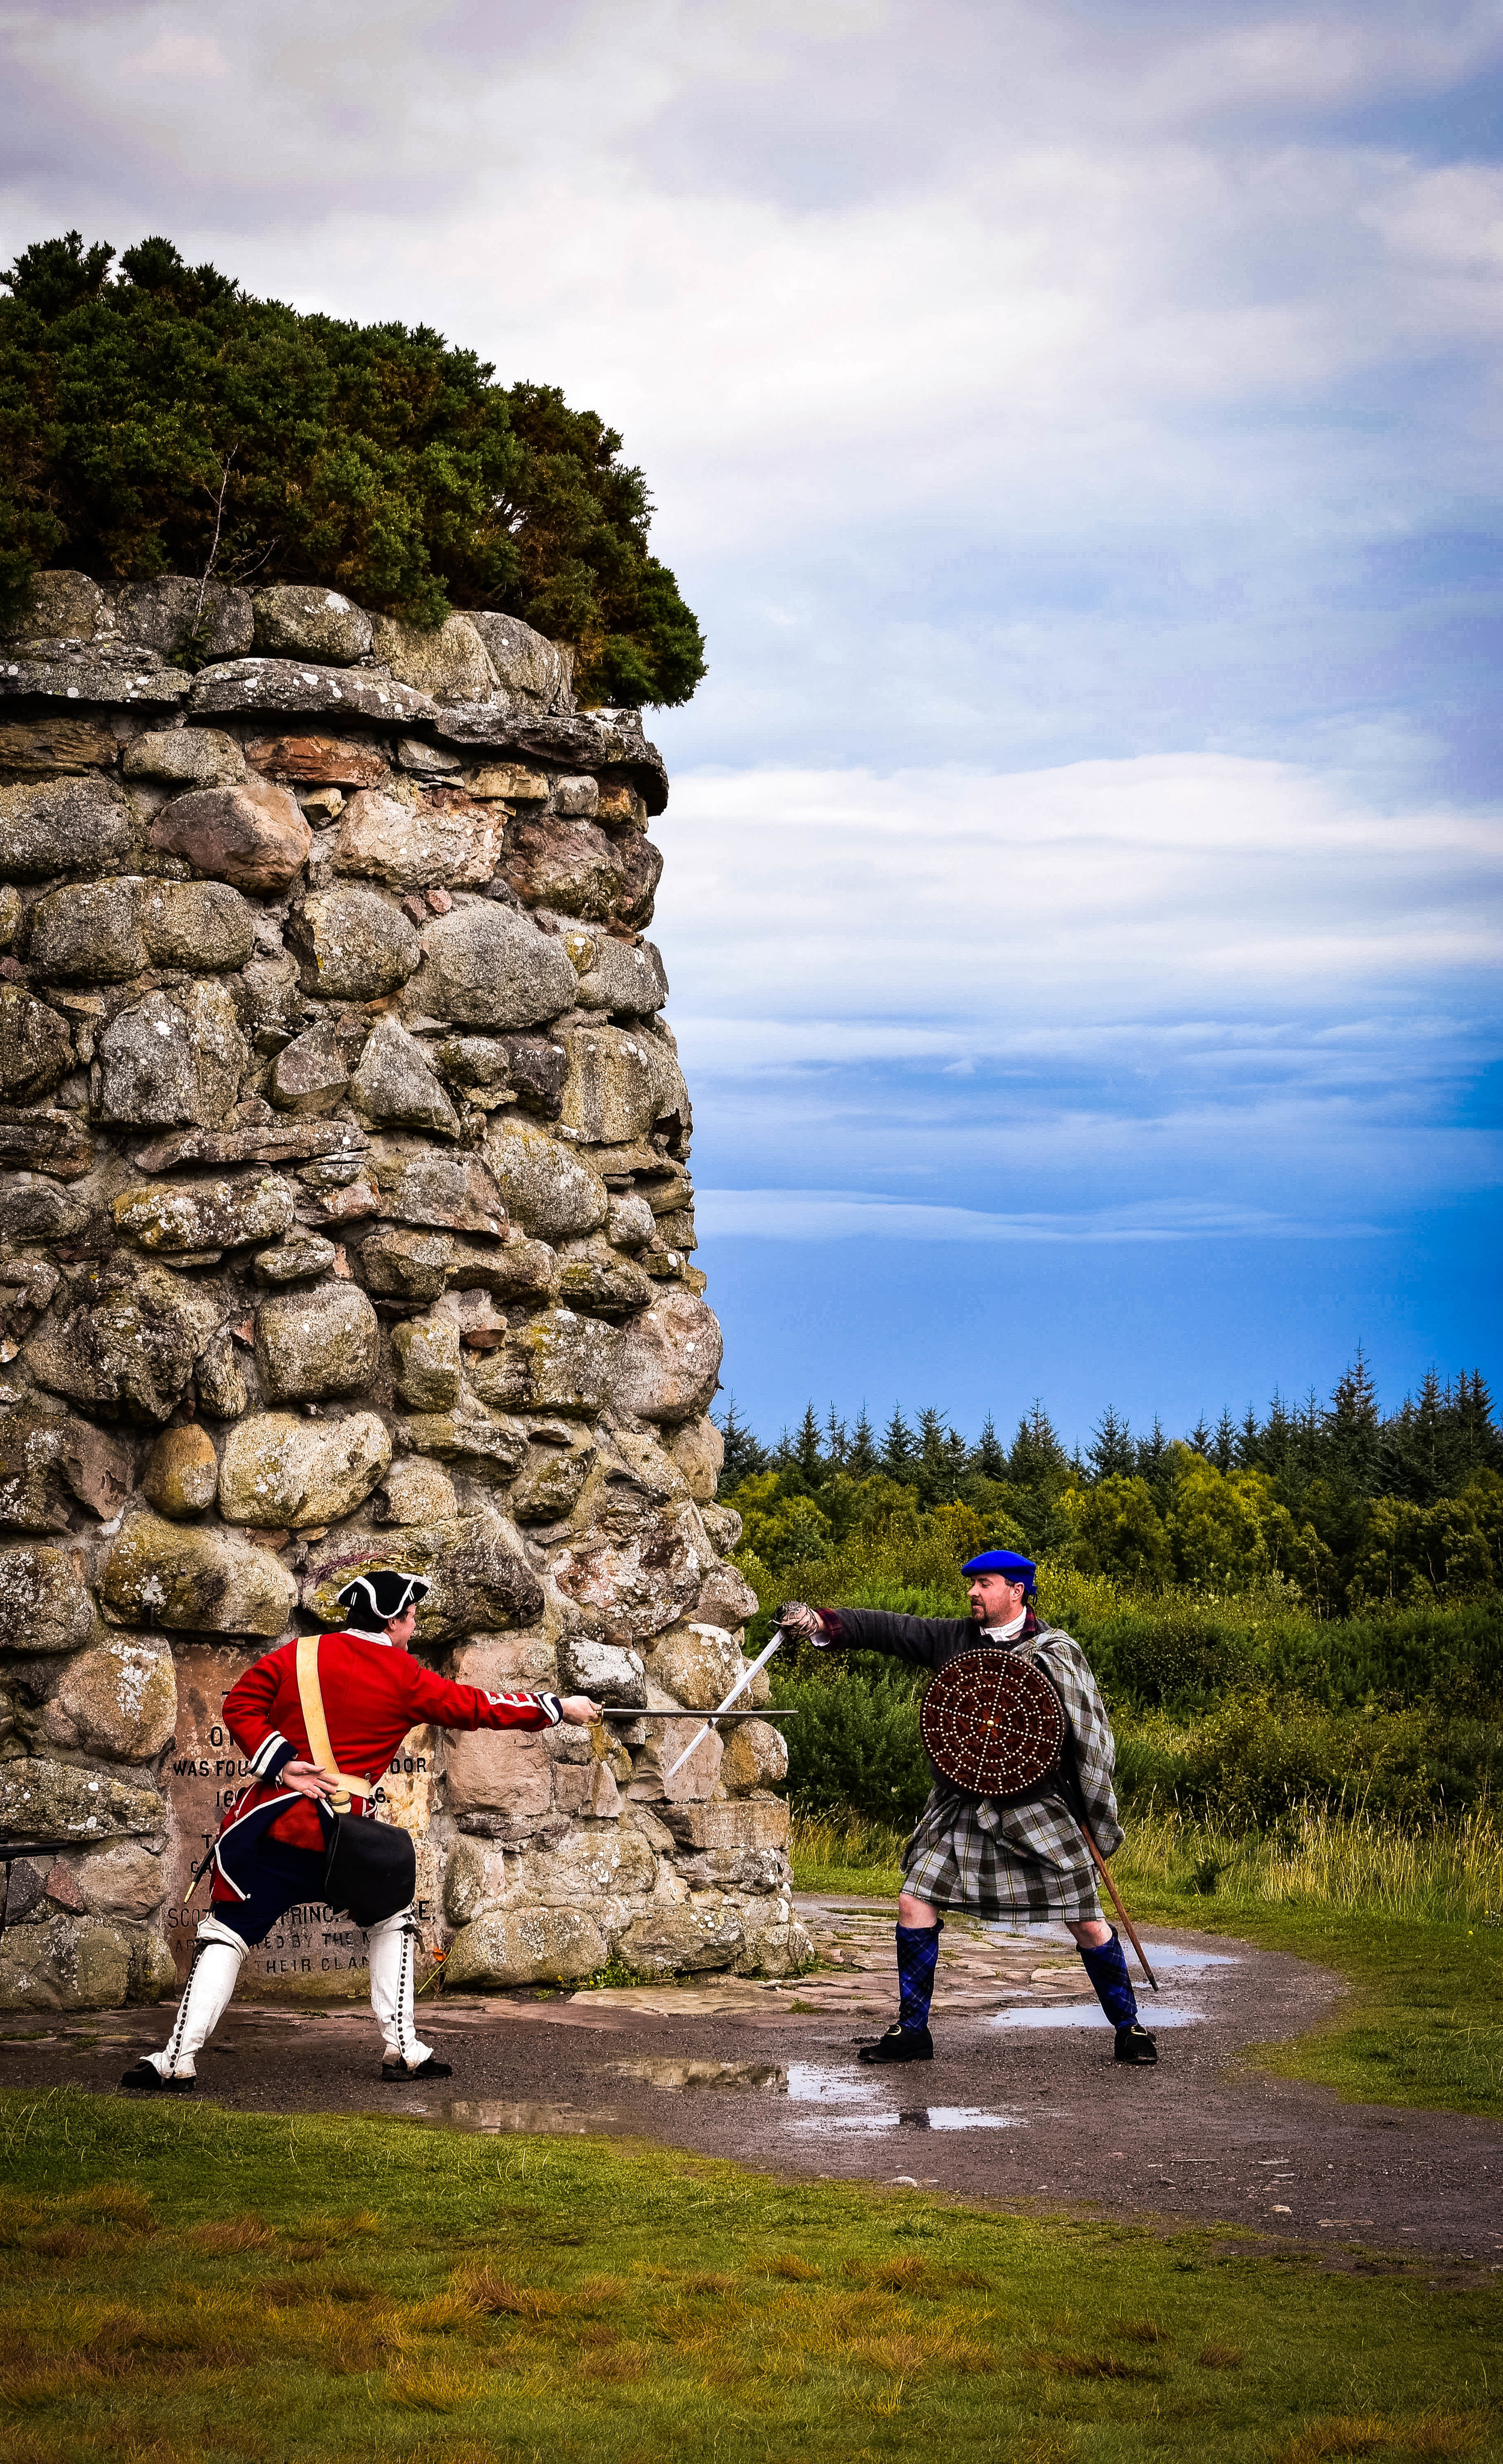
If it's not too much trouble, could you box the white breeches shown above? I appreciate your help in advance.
[148,1915,246,2080]
[367,1906,432,2071]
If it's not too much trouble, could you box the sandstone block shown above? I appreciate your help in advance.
[507,1426,595,1523]
[350,1016,460,1137]
[0,1543,95,1651]
[719,1720,789,1794]
[3,569,106,641]
[467,1306,616,1417]
[694,1558,760,1630]
[558,1024,661,1145]
[481,1117,607,1243]
[462,613,572,709]
[300,1513,542,1640]
[556,1236,654,1319]
[195,1328,249,1419]
[553,775,599,819]
[391,1313,463,1409]
[397,1402,528,1482]
[255,1283,379,1401]
[0,775,136,878]
[99,983,247,1130]
[270,1018,361,1113]
[73,1841,168,1919]
[370,613,497,703]
[244,734,390,787]
[0,1912,139,2012]
[137,879,256,971]
[360,1226,455,1303]
[0,1756,164,1843]
[551,1503,710,1650]
[613,833,664,931]
[444,1903,605,1989]
[430,1033,512,1095]
[253,1232,337,1283]
[443,1723,552,1823]
[468,762,548,800]
[219,1408,390,1528]
[374,1149,507,1236]
[26,1262,221,1419]
[123,726,245,788]
[410,902,576,1029]
[29,879,146,979]
[597,782,648,829]
[0,717,115,772]
[616,1901,744,1976]
[43,1634,177,1762]
[115,578,254,661]
[502,812,626,919]
[141,1425,219,1518]
[556,1631,645,1706]
[253,585,373,664]
[0,988,73,1101]
[102,1511,297,1633]
[669,1415,724,1503]
[292,886,421,1002]
[236,953,305,1056]
[569,932,668,1016]
[376,1457,456,1524]
[644,1622,742,1713]
[661,1799,791,1853]
[613,1290,723,1425]
[189,658,430,727]
[333,787,501,888]
[150,778,312,892]
[113,1172,296,1253]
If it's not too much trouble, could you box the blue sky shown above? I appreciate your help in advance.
[4,0,1500,1448]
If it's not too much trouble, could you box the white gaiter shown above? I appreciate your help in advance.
[147,1915,247,2080]
[367,1907,433,2070]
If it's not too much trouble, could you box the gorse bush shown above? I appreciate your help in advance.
[0,230,706,707]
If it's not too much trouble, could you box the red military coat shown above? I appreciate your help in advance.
[211,1625,559,1901]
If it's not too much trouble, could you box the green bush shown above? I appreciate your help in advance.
[0,230,705,706]
[780,1662,931,1824]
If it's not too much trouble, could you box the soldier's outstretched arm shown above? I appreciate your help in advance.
[777,1601,953,1671]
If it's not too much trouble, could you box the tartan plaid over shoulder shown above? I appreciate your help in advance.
[817,1604,1124,1925]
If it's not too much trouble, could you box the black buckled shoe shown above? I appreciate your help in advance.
[1113,2023,1158,2065]
[381,2055,453,2082]
[857,2023,933,2066]
[120,2060,195,2093]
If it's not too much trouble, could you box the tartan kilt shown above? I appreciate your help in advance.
[901,1785,1103,1924]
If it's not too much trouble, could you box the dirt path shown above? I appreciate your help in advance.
[4,1896,1500,2267]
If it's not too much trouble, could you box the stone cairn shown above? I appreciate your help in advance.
[0,570,806,2012]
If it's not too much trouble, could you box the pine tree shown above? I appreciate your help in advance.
[848,1408,878,1477]
[1234,1406,1262,1471]
[1008,1403,1068,1490]
[1086,1407,1134,1482]
[1213,1411,1236,1474]
[971,1414,1008,1481]
[1186,1416,1213,1457]
[824,1406,848,1470]
[1324,1348,1380,1486]
[713,1400,768,1489]
[881,1407,919,1482]
[794,1403,825,1484]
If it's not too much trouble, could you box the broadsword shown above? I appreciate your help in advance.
[660,1628,785,1781]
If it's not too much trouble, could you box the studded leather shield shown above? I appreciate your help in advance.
[919,1648,1066,1800]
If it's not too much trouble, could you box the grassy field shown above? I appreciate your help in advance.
[0,2090,1496,2464]
[790,1811,1503,2118]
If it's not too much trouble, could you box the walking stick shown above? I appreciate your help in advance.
[1079,1820,1158,1992]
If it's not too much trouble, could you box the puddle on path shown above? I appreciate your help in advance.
[403,2100,615,2135]
[990,2002,1207,2031]
[785,2061,1022,2136]
[616,2058,785,2093]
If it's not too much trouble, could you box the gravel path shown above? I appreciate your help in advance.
[4,1895,1499,2268]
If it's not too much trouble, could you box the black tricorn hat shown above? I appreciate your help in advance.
[335,1570,430,1627]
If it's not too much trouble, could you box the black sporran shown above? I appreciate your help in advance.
[320,1811,416,1928]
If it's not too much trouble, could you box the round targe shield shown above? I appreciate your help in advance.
[919,1649,1065,1799]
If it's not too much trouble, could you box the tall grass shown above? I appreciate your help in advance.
[791,1802,1503,1925]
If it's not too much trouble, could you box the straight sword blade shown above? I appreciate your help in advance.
[661,1631,784,1781]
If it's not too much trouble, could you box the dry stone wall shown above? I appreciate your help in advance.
[0,573,805,2011]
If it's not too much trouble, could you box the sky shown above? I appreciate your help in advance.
[3,0,1501,1449]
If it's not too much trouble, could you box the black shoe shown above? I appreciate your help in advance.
[120,2060,195,2094]
[857,2023,933,2065]
[1114,2023,1158,2065]
[381,2055,453,2082]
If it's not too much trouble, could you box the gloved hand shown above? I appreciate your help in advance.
[776,1601,830,1644]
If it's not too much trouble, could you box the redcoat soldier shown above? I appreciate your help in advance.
[122,1570,600,2092]
[779,1549,1156,2067]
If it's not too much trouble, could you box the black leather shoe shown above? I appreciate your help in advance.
[381,2056,453,2082]
[1113,2024,1158,2065]
[120,2061,194,2093]
[857,2023,933,2065]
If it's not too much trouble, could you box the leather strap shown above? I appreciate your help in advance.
[294,1633,373,1814]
